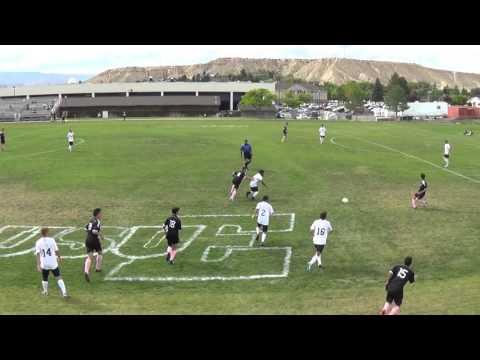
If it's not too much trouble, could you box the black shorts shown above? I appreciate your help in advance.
[86,238,102,253]
[320,135,325,138]
[314,244,325,253]
[232,181,241,190]
[244,153,252,160]
[386,289,404,306]
[444,154,449,158]
[167,234,179,246]
[250,186,259,192]
[42,268,60,281]
[257,223,268,233]
[69,141,74,146]
[415,192,426,200]
[0,138,5,144]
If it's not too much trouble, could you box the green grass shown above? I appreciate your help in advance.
[1,118,480,314]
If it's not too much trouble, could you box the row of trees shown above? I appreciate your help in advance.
[239,88,313,108]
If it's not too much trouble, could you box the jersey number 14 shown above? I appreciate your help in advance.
[41,248,52,257]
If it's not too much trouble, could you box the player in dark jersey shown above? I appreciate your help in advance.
[380,256,415,315]
[240,139,253,169]
[229,166,248,201]
[83,208,103,282]
[411,173,428,209]
[0,128,6,152]
[164,207,182,264]
[281,122,288,143]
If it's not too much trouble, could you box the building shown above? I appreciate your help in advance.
[448,106,480,120]
[467,97,480,108]
[275,82,328,104]
[0,82,277,120]
[402,101,448,118]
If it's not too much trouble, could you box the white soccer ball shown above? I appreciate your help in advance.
[341,197,349,204]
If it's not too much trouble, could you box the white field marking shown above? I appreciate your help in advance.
[0,226,40,249]
[143,231,165,249]
[330,137,372,152]
[201,246,233,263]
[0,138,85,161]
[199,125,249,128]
[109,225,206,260]
[351,136,480,185]
[105,246,292,282]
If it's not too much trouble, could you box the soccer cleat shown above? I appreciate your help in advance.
[260,242,265,247]
[41,291,48,296]
[95,269,102,273]
[84,273,90,283]
[63,294,70,299]
[318,265,323,269]
[169,260,175,265]
[306,263,312,272]
[255,234,260,242]
[166,253,171,262]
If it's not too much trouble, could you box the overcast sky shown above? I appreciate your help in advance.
[0,45,479,75]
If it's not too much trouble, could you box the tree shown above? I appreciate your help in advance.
[451,95,468,105]
[384,84,409,118]
[297,92,313,104]
[343,81,367,113]
[240,89,275,107]
[387,72,409,96]
[371,78,384,102]
[282,91,303,108]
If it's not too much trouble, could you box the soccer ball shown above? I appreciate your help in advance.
[341,197,349,204]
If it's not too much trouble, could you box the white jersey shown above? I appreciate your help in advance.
[319,127,326,137]
[444,143,451,156]
[67,132,74,143]
[256,201,274,226]
[35,237,59,270]
[250,173,263,188]
[310,219,333,245]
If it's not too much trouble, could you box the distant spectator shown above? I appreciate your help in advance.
[464,128,473,136]
[123,111,127,121]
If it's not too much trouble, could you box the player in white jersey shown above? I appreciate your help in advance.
[319,124,327,144]
[35,228,68,298]
[67,129,75,152]
[246,170,267,200]
[443,140,452,168]
[253,195,274,246]
[307,211,333,271]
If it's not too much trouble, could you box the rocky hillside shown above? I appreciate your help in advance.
[89,57,480,89]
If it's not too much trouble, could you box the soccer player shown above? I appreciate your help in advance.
[230,166,248,201]
[246,170,267,200]
[307,211,333,271]
[164,207,182,264]
[66,129,75,152]
[319,124,327,144]
[240,139,253,169]
[123,111,127,121]
[380,256,415,315]
[35,227,68,298]
[443,140,452,168]
[411,173,428,209]
[281,122,288,142]
[252,195,274,246]
[0,128,5,151]
[84,208,103,282]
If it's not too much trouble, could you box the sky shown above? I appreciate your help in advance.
[0,45,479,75]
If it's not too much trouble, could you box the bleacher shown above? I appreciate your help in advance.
[0,97,58,121]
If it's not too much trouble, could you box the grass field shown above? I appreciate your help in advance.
[1,118,480,314]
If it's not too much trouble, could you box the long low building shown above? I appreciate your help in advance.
[0,82,277,113]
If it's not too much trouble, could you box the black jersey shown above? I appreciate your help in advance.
[0,131,5,141]
[418,180,428,193]
[85,217,101,242]
[232,169,247,185]
[164,215,182,237]
[387,265,415,292]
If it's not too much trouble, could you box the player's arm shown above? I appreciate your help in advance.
[163,219,169,233]
[36,253,42,272]
[252,208,259,219]
[261,180,267,187]
[54,242,62,262]
[385,270,394,288]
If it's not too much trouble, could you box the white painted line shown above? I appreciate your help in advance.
[351,136,480,184]
[0,138,86,161]
[330,137,371,152]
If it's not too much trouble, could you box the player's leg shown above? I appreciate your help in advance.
[166,242,172,262]
[84,251,94,282]
[170,243,177,263]
[41,269,49,295]
[443,155,449,168]
[260,225,268,245]
[229,185,237,201]
[380,301,393,315]
[411,194,417,209]
[251,187,259,200]
[316,246,324,268]
[388,304,401,315]
[307,246,319,271]
[255,223,261,241]
[53,269,68,297]
[95,250,103,272]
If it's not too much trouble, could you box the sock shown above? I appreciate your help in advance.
[167,246,172,255]
[252,191,258,199]
[57,279,67,296]
[171,248,177,261]
[68,145,72,152]
[316,253,322,266]
[389,305,401,315]
[381,302,391,315]
[95,254,103,270]
[84,257,92,274]
[308,255,317,266]
[411,198,416,208]
[256,227,260,235]
[230,189,236,201]
[42,281,49,293]
[261,233,266,243]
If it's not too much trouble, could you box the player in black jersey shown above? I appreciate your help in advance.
[0,128,6,152]
[411,173,428,209]
[163,207,182,264]
[83,208,103,282]
[229,166,248,201]
[281,122,288,143]
[380,256,415,315]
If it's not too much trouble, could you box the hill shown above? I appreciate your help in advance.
[89,57,480,89]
